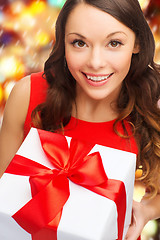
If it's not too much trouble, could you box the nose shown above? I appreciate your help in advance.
[87,46,106,70]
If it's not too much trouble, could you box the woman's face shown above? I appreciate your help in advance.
[65,3,139,103]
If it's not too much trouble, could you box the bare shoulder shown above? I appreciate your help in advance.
[0,75,32,177]
[9,75,31,104]
[3,75,31,127]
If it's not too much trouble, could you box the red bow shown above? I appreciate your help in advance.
[6,129,126,240]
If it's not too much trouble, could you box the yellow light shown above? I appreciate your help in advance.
[35,31,51,47]
[142,220,158,237]
[135,169,143,179]
[0,85,3,104]
[19,13,36,29]
[26,1,46,16]
[0,56,25,79]
[9,45,24,56]
[138,0,150,10]
[133,184,145,202]
[154,34,160,50]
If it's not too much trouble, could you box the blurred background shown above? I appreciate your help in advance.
[0,0,159,239]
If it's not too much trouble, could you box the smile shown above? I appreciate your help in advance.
[82,72,114,87]
[83,73,114,82]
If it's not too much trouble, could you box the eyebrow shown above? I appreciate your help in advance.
[67,33,86,39]
[67,31,127,38]
[107,31,127,38]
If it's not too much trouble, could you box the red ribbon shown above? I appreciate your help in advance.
[6,129,126,240]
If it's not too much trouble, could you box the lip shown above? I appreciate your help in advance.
[82,72,114,87]
[83,72,111,77]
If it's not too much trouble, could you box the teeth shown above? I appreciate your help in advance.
[86,74,111,81]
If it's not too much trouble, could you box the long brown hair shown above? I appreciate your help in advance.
[32,0,160,197]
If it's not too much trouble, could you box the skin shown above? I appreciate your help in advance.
[0,3,160,240]
[0,76,30,178]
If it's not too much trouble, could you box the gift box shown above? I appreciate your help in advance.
[0,128,136,240]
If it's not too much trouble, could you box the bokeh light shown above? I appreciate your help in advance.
[48,0,66,8]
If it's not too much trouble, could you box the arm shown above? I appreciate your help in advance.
[0,76,30,178]
[125,189,160,240]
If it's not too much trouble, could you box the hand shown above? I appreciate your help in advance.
[124,200,149,240]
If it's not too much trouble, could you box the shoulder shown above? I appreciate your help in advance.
[10,72,47,113]
[13,72,46,94]
[8,75,31,112]
[3,75,31,128]
[0,75,32,177]
[12,75,30,96]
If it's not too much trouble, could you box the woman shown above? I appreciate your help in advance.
[0,0,160,239]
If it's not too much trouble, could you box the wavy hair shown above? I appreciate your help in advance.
[32,0,160,198]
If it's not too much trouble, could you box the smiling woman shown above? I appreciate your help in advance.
[0,0,160,240]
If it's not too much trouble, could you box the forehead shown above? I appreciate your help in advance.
[65,3,134,38]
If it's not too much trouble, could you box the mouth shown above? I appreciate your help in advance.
[82,72,114,83]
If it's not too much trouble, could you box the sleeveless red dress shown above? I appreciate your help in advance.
[24,72,141,240]
[24,72,138,154]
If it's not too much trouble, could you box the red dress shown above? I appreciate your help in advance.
[24,72,141,240]
[24,72,138,154]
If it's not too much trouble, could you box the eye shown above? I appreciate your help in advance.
[108,40,123,48]
[72,39,87,48]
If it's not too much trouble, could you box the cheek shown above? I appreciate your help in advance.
[110,52,133,73]
[65,53,82,80]
[66,53,84,72]
[65,45,88,70]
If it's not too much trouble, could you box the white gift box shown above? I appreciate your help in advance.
[0,128,136,240]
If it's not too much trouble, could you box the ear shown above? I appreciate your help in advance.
[133,41,140,54]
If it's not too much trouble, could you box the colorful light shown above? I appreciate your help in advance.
[35,31,51,47]
[9,1,26,15]
[0,56,25,79]
[0,11,5,24]
[24,1,47,16]
[138,0,150,10]
[19,12,36,30]
[0,73,5,84]
[0,84,3,104]
[133,184,145,202]
[135,165,143,179]
[48,0,66,8]
[142,220,158,237]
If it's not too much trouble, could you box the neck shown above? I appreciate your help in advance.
[72,97,118,123]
